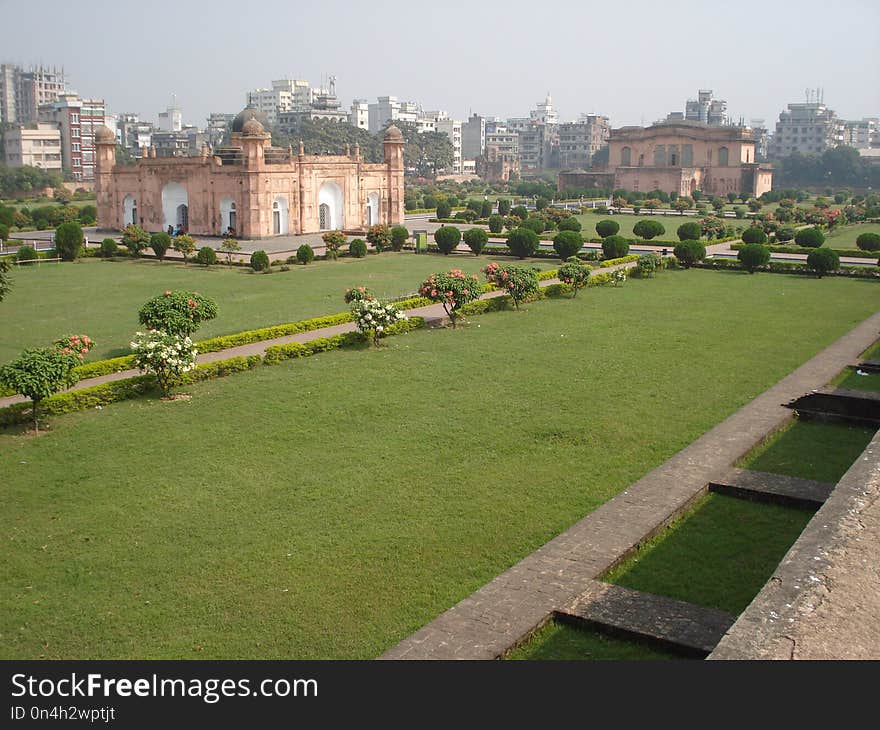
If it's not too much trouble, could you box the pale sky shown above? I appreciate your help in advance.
[2,0,878,130]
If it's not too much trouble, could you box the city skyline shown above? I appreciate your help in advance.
[1,0,877,130]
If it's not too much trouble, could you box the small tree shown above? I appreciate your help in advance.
[747,199,762,213]
[434,226,462,255]
[601,235,629,259]
[150,232,171,261]
[557,217,582,233]
[741,226,768,244]
[352,299,407,347]
[390,225,409,251]
[54,221,83,261]
[856,232,880,252]
[737,243,771,273]
[795,227,825,248]
[131,329,198,397]
[418,270,481,328]
[776,226,796,243]
[595,219,620,238]
[250,250,270,271]
[673,240,706,268]
[677,221,702,241]
[497,199,511,216]
[436,201,452,219]
[196,246,217,266]
[138,290,218,337]
[557,261,590,296]
[174,234,197,264]
[806,247,839,278]
[481,200,493,217]
[220,237,241,263]
[506,227,539,259]
[553,230,583,260]
[523,217,547,234]
[296,244,314,264]
[16,245,38,264]
[121,224,150,256]
[482,262,539,309]
[635,253,660,278]
[511,205,528,220]
[632,219,665,240]
[463,228,488,255]
[673,198,690,215]
[366,224,390,253]
[0,259,12,302]
[487,214,504,234]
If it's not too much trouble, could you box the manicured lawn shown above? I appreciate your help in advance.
[739,420,876,483]
[573,212,721,240]
[507,621,679,660]
[0,253,557,361]
[603,493,814,615]
[833,368,880,391]
[2,270,879,659]
[825,222,880,249]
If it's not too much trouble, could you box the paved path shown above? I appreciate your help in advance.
[379,309,880,659]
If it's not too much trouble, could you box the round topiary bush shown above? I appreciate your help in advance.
[196,246,217,266]
[523,217,547,234]
[150,232,171,261]
[595,219,620,238]
[557,217,582,233]
[250,250,270,271]
[601,235,629,260]
[506,227,539,259]
[676,221,702,241]
[436,201,452,219]
[100,238,118,258]
[741,226,768,244]
[673,240,707,268]
[434,225,462,255]
[856,232,880,252]
[463,228,488,255]
[776,226,796,243]
[632,219,665,240]
[806,247,839,277]
[16,245,38,264]
[390,225,409,251]
[487,214,504,234]
[54,221,83,261]
[296,244,315,265]
[737,243,771,273]
[349,239,367,258]
[795,227,825,248]
[553,230,583,260]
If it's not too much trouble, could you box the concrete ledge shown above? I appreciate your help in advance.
[710,429,880,660]
[709,467,834,508]
[558,582,735,656]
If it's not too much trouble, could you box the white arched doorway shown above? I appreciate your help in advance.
[366,192,379,226]
[318,181,343,231]
[219,197,237,234]
[272,196,289,235]
[161,182,188,231]
[122,195,137,226]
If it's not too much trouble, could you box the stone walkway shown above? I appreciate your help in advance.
[558,582,736,656]
[709,468,835,508]
[379,309,880,659]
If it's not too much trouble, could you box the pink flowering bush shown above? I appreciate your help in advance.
[344,286,374,304]
[54,333,94,362]
[557,262,590,297]
[482,262,539,309]
[418,270,481,328]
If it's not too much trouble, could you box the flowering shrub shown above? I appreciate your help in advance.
[54,333,94,362]
[352,299,407,346]
[611,268,627,287]
[173,234,197,264]
[138,290,219,337]
[557,262,590,296]
[131,330,198,395]
[635,253,660,278]
[121,224,150,256]
[366,224,391,253]
[344,286,374,304]
[418,270,481,328]
[482,262,539,309]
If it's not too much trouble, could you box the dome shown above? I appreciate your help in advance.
[384,124,403,141]
[95,125,116,143]
[241,117,266,136]
[232,107,270,133]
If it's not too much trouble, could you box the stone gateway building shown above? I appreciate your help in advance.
[95,109,405,238]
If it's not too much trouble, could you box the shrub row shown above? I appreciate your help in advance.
[694,258,880,278]
[730,242,879,259]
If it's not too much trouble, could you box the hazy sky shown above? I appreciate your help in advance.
[2,0,878,129]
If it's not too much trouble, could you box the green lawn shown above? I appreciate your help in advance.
[2,270,879,659]
[0,253,557,362]
[833,368,880,391]
[572,212,731,240]
[2,198,95,211]
[739,420,875,483]
[604,493,814,614]
[825,222,880,249]
[506,621,680,660]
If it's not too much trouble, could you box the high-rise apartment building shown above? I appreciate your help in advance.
[39,93,106,181]
[461,113,486,161]
[436,118,463,174]
[3,123,63,172]
[118,113,154,155]
[769,101,844,159]
[246,79,311,127]
[558,114,610,169]
[843,118,879,149]
[350,99,369,130]
[0,64,68,123]
[685,89,728,126]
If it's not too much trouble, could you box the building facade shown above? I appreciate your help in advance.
[461,113,486,162]
[558,114,610,169]
[685,89,728,126]
[479,125,520,181]
[350,99,369,130]
[0,64,68,124]
[436,118,462,174]
[769,102,844,159]
[96,110,405,238]
[118,113,154,156]
[2,123,63,171]
[39,94,106,181]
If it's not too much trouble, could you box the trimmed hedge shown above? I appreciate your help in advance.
[694,258,879,279]
[731,242,879,259]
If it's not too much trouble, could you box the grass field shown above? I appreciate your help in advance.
[825,222,880,249]
[0,253,557,362]
[572,212,728,240]
[2,270,879,659]
[507,621,680,660]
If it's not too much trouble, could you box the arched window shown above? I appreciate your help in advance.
[123,195,137,226]
[272,197,289,235]
[319,203,330,230]
[718,147,729,166]
[621,147,631,166]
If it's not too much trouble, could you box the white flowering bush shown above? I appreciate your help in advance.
[131,330,198,396]
[352,298,407,347]
[611,268,627,287]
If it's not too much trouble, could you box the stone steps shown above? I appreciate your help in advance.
[709,467,834,508]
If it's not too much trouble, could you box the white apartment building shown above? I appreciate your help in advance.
[350,99,369,130]
[367,96,422,133]
[157,102,182,132]
[769,102,845,159]
[3,123,63,172]
[246,79,312,127]
[436,117,463,174]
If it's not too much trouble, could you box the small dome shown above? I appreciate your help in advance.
[241,117,266,136]
[232,107,270,133]
[95,125,115,143]
[384,124,403,141]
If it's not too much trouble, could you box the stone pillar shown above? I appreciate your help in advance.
[95,137,116,230]
[383,136,405,226]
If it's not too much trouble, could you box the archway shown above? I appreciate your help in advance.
[161,182,188,231]
[219,197,236,234]
[122,195,137,226]
[318,181,343,231]
[272,196,289,235]
[366,192,379,226]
